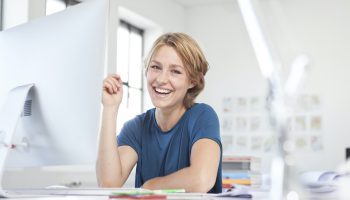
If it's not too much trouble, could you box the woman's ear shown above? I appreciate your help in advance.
[188,81,196,89]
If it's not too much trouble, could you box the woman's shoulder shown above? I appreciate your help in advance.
[186,103,220,139]
[186,103,218,123]
[189,103,217,115]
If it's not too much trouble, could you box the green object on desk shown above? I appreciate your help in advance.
[153,189,186,194]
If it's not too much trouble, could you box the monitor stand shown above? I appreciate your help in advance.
[0,83,34,197]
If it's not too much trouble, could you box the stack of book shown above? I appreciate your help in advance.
[222,156,262,188]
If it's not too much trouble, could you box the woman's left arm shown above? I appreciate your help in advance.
[142,138,221,193]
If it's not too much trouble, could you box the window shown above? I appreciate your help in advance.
[116,20,144,134]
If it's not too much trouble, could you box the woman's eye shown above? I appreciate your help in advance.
[150,65,160,70]
[172,70,182,74]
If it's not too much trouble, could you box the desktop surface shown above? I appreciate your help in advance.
[1,187,347,200]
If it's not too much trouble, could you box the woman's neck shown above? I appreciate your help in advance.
[155,105,186,132]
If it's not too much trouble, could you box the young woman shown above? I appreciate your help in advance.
[96,32,222,193]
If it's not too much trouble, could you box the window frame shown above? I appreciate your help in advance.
[115,19,144,134]
[118,19,144,111]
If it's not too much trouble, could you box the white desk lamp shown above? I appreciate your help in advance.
[237,0,309,199]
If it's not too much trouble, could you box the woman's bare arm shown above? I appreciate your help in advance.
[142,138,220,193]
[96,74,138,187]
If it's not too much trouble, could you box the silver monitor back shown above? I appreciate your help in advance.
[0,0,108,168]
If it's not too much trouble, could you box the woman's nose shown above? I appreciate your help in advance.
[156,70,169,84]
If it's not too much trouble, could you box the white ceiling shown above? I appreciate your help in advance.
[171,0,235,8]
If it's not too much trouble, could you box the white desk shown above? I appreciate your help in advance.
[1,188,347,200]
[3,178,350,200]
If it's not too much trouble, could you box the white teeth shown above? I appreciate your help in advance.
[155,88,171,94]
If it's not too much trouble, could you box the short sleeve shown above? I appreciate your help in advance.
[190,104,221,147]
[117,115,143,156]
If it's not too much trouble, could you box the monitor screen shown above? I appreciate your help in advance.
[0,0,108,168]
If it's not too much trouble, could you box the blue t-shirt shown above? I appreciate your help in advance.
[117,103,222,193]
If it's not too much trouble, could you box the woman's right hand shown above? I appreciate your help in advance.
[102,74,123,108]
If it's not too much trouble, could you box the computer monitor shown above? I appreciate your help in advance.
[0,0,108,172]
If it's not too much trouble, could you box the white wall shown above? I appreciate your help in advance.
[117,0,185,33]
[2,0,29,29]
[184,0,350,172]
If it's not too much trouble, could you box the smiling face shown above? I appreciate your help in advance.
[146,45,194,111]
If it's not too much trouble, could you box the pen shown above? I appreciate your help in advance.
[122,82,139,89]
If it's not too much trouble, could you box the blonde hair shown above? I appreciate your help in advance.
[145,32,209,109]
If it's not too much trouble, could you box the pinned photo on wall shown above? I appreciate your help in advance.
[235,116,247,132]
[236,97,248,112]
[222,117,234,133]
[310,135,323,151]
[222,135,234,154]
[294,116,307,132]
[263,135,275,152]
[236,136,248,150]
[222,97,233,113]
[250,136,263,151]
[310,115,322,131]
[250,96,264,111]
[295,136,308,150]
[249,116,261,132]
[296,94,321,112]
[309,95,321,111]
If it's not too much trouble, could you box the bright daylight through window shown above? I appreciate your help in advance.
[116,20,144,134]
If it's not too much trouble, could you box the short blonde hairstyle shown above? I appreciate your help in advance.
[145,32,209,109]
